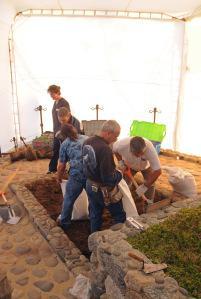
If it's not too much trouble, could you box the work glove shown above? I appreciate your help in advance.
[135,184,148,197]
[117,160,127,172]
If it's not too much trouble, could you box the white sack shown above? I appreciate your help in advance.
[162,166,197,198]
[119,179,139,217]
[61,180,89,220]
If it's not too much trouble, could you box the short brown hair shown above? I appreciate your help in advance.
[130,136,146,154]
[58,107,70,117]
[47,85,61,94]
[60,124,78,141]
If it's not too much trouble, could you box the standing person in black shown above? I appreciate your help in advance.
[83,120,126,233]
[47,85,71,173]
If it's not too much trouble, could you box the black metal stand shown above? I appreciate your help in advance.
[34,105,47,135]
[90,104,104,120]
[149,107,161,123]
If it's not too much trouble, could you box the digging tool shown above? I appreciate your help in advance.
[128,252,167,274]
[1,193,21,224]
[20,136,28,148]
[126,217,145,231]
[124,168,151,213]
[0,168,21,224]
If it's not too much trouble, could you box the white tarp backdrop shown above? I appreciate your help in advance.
[12,16,184,151]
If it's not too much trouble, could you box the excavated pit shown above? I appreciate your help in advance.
[25,176,169,257]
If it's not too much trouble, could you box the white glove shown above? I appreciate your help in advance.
[117,160,127,171]
[136,184,148,197]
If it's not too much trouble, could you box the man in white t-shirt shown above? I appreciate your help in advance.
[113,136,162,201]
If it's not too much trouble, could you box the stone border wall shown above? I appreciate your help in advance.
[160,149,201,164]
[10,183,91,278]
[89,196,201,299]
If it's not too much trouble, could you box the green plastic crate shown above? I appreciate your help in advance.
[130,120,166,142]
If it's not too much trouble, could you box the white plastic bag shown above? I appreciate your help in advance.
[118,179,139,217]
[61,180,89,220]
[69,274,91,299]
[162,166,197,198]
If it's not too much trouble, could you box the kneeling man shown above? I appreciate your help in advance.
[113,136,162,201]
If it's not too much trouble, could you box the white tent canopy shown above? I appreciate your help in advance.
[0,0,201,155]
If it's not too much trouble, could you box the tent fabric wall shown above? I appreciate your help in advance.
[176,18,201,156]
[0,1,16,152]
[12,16,184,150]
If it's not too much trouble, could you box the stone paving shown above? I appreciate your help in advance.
[0,158,75,299]
[0,153,200,299]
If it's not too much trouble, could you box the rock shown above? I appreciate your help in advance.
[172,202,187,208]
[39,243,52,258]
[100,294,108,299]
[63,288,76,298]
[153,272,165,284]
[15,235,25,243]
[105,275,125,299]
[110,223,124,231]
[15,245,31,255]
[25,227,36,236]
[2,241,13,250]
[53,268,70,283]
[12,289,25,299]
[126,259,143,270]
[26,255,41,265]
[179,287,188,296]
[34,280,54,292]
[164,277,179,293]
[16,276,29,286]
[27,289,41,299]
[32,268,47,278]
[124,270,155,293]
[157,212,167,220]
[10,265,26,275]
[143,284,170,298]
[44,256,58,267]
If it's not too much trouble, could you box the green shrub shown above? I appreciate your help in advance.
[128,205,201,298]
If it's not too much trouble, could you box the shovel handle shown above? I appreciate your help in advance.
[1,169,19,193]
[128,252,145,263]
[1,193,8,204]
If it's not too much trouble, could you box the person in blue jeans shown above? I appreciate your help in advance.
[83,120,126,233]
[57,124,88,230]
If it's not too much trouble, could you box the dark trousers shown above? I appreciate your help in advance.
[49,137,61,172]
[86,180,126,233]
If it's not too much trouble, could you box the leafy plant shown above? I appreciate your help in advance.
[128,205,201,298]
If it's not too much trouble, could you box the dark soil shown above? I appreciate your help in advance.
[26,176,167,258]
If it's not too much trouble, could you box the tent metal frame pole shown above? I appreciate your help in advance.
[173,24,188,151]
[17,9,183,22]
[8,26,21,146]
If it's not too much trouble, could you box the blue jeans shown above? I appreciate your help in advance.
[60,176,86,229]
[86,180,126,233]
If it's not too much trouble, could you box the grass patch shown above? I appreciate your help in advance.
[127,205,201,298]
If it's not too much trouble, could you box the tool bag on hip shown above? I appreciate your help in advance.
[100,185,123,206]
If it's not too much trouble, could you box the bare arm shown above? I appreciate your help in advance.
[144,169,162,188]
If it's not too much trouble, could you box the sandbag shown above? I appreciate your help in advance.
[118,179,139,217]
[162,166,197,198]
[61,180,89,220]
